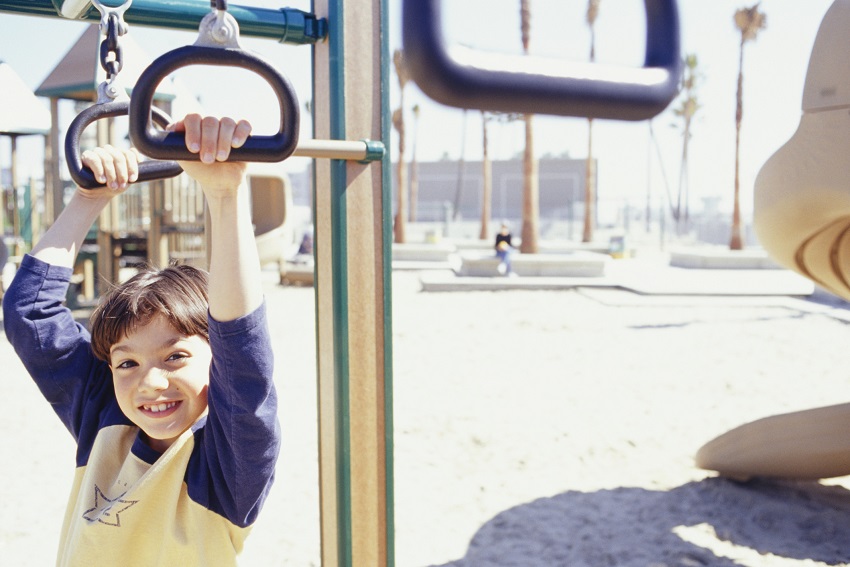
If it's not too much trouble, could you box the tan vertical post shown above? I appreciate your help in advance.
[48,97,63,224]
[29,175,39,244]
[95,116,114,286]
[312,1,393,566]
[10,135,20,254]
[148,180,169,268]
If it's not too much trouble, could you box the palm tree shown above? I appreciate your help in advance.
[409,104,420,223]
[479,111,493,240]
[519,0,539,253]
[583,0,601,243]
[672,53,701,235]
[731,4,766,250]
[393,49,409,243]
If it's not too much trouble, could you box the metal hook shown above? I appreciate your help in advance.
[195,9,241,48]
[90,0,133,36]
[95,75,127,104]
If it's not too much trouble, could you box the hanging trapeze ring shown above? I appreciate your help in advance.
[67,102,183,189]
[128,12,300,163]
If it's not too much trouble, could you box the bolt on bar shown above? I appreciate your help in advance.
[0,0,327,44]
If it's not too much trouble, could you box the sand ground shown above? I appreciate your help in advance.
[4,261,850,566]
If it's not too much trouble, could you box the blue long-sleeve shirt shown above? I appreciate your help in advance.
[3,255,280,566]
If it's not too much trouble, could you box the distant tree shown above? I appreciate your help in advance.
[583,0,601,243]
[479,111,493,240]
[671,53,701,234]
[520,0,540,253]
[392,49,409,243]
[410,104,420,223]
[452,110,468,221]
[731,3,766,250]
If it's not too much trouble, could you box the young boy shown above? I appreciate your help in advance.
[3,115,280,565]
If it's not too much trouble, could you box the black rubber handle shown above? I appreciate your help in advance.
[402,0,682,121]
[129,45,300,162]
[66,101,183,190]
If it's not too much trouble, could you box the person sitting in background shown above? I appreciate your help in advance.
[494,223,514,276]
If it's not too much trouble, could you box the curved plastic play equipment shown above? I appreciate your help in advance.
[698,0,850,481]
[696,403,850,480]
[401,0,681,120]
[246,164,295,276]
[128,10,300,162]
[753,0,850,300]
[66,101,183,189]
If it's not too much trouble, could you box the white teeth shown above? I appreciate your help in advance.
[144,402,177,413]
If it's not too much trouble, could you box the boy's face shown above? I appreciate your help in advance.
[109,314,212,453]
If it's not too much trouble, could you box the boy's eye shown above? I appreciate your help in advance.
[167,352,188,362]
[115,360,138,369]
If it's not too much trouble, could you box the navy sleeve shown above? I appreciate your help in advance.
[2,255,115,444]
[187,302,281,527]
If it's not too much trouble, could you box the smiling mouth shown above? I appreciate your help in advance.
[141,401,180,414]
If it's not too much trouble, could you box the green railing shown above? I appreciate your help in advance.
[0,0,327,44]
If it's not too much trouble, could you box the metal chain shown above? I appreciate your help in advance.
[90,0,133,102]
[100,13,123,79]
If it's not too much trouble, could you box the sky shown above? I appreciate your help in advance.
[0,0,839,219]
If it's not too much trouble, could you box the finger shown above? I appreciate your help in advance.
[232,120,252,149]
[105,145,131,188]
[92,146,119,187]
[165,121,184,133]
[81,149,107,185]
[216,117,237,162]
[127,148,142,183]
[200,116,220,164]
[182,113,203,154]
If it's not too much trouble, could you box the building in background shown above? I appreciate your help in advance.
[392,157,593,230]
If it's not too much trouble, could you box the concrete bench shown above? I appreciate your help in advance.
[280,261,315,286]
[669,247,780,269]
[456,251,608,277]
[452,239,615,256]
[392,242,456,263]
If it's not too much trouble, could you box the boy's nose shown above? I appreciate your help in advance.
[138,367,169,392]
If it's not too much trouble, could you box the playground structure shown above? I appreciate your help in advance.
[0,61,51,263]
[696,0,850,481]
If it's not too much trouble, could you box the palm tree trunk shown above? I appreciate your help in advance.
[583,118,595,243]
[677,118,691,235]
[479,112,492,240]
[394,124,407,243]
[409,108,420,223]
[452,110,468,221]
[521,113,539,253]
[730,37,745,250]
[519,0,538,253]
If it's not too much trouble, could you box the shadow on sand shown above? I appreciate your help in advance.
[432,477,850,567]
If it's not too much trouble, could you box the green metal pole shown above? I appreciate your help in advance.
[0,0,327,44]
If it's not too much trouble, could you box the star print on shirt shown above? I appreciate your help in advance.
[82,485,138,527]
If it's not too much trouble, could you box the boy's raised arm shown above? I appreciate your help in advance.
[172,114,263,322]
[30,147,139,268]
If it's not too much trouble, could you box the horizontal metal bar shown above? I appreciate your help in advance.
[293,139,385,163]
[0,0,327,44]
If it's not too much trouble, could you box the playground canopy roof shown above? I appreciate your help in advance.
[0,61,50,136]
[36,24,177,102]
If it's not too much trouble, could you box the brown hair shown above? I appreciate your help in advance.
[90,264,210,362]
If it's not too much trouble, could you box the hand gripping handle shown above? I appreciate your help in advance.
[128,46,300,162]
[66,101,183,190]
[402,0,682,121]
